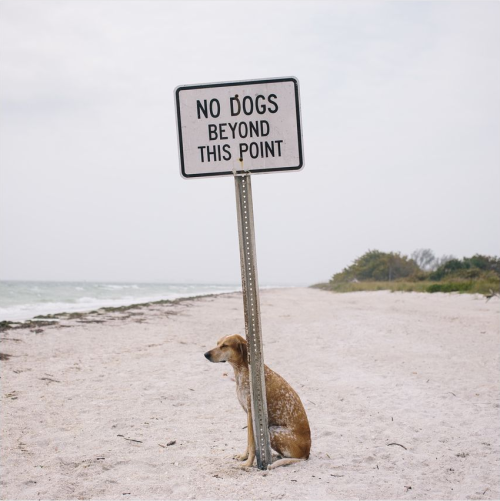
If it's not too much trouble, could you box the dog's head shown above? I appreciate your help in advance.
[204,334,248,366]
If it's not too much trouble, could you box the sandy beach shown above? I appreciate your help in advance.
[1,288,499,500]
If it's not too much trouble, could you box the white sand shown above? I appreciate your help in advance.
[1,288,499,500]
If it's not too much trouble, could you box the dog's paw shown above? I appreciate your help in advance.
[237,457,255,469]
[234,452,249,461]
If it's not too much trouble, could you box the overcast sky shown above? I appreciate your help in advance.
[0,0,499,285]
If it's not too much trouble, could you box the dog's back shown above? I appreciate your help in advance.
[264,366,311,460]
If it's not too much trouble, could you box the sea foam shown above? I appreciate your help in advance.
[0,281,242,322]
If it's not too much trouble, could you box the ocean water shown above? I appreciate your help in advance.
[0,281,243,322]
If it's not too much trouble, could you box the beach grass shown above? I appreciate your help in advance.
[311,279,499,295]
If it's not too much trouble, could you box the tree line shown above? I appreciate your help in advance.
[322,249,500,294]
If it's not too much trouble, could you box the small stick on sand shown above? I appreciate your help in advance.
[387,442,407,450]
[117,434,143,443]
[157,441,176,448]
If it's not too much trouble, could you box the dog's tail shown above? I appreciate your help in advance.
[267,458,305,470]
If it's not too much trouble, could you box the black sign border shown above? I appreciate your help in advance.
[175,77,304,179]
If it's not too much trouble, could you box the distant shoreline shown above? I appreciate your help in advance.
[0,290,244,332]
[3,284,496,333]
[0,282,303,324]
[0,286,299,331]
[0,282,249,324]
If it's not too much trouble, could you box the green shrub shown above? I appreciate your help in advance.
[318,250,500,295]
[426,282,473,293]
[331,250,419,283]
[430,254,500,281]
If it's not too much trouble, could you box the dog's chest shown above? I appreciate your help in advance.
[235,371,250,412]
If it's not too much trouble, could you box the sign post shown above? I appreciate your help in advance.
[234,172,272,468]
[175,77,303,469]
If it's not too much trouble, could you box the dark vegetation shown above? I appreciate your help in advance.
[0,294,219,333]
[313,249,500,296]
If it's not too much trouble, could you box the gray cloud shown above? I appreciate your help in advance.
[1,1,499,284]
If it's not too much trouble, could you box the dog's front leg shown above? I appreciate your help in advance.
[233,418,249,461]
[240,398,255,468]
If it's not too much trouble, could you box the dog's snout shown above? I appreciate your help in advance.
[204,351,212,361]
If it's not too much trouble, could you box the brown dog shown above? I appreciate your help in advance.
[204,334,311,469]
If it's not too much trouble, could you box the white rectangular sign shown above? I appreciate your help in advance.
[175,77,304,178]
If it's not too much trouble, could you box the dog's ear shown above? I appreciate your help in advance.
[238,338,248,364]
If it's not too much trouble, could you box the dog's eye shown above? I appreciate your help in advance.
[220,344,227,348]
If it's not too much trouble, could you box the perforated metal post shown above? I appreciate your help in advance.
[234,172,272,470]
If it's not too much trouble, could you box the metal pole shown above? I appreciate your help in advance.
[234,172,272,470]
